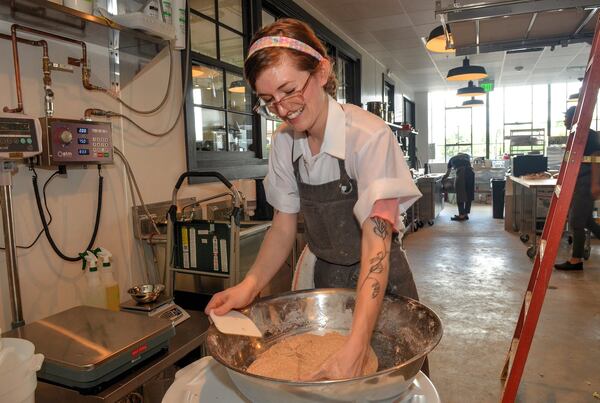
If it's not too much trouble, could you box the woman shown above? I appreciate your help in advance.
[205,18,422,380]
[441,152,474,221]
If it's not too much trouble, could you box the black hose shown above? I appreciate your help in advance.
[31,165,104,262]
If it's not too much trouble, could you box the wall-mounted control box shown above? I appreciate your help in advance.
[38,117,113,167]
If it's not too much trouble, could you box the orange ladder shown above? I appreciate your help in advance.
[500,14,600,403]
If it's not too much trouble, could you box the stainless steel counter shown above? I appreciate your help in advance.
[29,310,209,402]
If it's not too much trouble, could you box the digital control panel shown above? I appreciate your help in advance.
[39,117,113,167]
[0,114,43,160]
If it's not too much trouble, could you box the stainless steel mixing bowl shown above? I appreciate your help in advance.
[127,284,165,304]
[205,288,443,403]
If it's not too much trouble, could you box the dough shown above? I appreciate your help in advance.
[246,332,378,381]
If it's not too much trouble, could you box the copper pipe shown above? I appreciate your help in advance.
[11,24,107,93]
[4,25,24,113]
[1,31,49,114]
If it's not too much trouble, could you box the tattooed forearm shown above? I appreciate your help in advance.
[371,217,388,239]
[360,218,391,299]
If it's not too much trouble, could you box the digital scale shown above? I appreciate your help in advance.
[3,305,176,392]
[120,295,190,326]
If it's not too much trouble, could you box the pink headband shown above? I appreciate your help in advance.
[247,36,324,61]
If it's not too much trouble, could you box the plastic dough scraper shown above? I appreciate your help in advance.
[209,310,263,338]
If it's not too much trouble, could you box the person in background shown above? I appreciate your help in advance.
[205,18,424,379]
[441,152,475,221]
[555,106,600,271]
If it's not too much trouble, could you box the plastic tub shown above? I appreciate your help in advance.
[0,337,44,403]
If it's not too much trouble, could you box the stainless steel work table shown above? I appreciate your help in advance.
[11,310,209,403]
[511,176,557,258]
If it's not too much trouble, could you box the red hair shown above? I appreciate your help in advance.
[244,18,337,98]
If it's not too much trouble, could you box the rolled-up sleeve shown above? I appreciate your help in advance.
[353,126,421,228]
[264,131,301,214]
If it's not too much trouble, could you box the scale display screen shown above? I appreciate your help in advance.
[77,128,88,135]
[0,117,39,154]
[78,138,89,145]
[78,149,90,155]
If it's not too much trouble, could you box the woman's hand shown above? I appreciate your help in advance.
[303,337,370,381]
[204,276,259,315]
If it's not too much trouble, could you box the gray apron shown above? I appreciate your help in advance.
[292,155,419,300]
[455,165,475,203]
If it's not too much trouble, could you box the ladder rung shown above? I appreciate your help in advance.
[555,184,561,198]
[524,290,532,314]
[563,151,570,162]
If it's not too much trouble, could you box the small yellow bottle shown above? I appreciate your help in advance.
[98,247,120,311]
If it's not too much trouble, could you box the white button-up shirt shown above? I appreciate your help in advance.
[264,96,421,230]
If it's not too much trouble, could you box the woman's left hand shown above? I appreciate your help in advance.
[303,338,369,381]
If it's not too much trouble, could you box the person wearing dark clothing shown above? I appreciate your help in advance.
[555,106,600,271]
[442,153,475,221]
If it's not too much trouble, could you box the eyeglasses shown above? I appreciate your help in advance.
[253,73,312,119]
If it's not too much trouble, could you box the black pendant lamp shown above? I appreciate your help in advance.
[447,57,488,81]
[425,24,454,53]
[568,91,579,102]
[457,80,485,97]
[462,97,484,107]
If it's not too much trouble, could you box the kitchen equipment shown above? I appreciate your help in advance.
[2,306,175,391]
[128,283,165,304]
[163,356,441,403]
[511,154,548,177]
[120,295,190,327]
[209,310,262,338]
[38,117,113,168]
[205,289,443,403]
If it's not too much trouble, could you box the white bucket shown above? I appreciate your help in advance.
[0,337,44,403]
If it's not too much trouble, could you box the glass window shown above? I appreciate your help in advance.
[504,86,532,124]
[550,83,567,137]
[227,113,253,152]
[219,27,244,68]
[190,0,216,18]
[218,0,243,32]
[192,64,224,108]
[194,107,226,151]
[190,14,217,58]
[226,72,250,113]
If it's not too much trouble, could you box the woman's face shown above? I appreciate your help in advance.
[254,57,328,132]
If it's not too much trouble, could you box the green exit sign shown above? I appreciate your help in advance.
[480,79,494,92]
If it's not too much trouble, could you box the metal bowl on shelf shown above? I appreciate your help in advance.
[127,284,165,304]
[205,288,443,403]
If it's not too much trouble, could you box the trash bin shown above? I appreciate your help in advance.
[491,178,506,219]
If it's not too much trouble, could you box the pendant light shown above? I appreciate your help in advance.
[447,57,488,81]
[192,66,206,78]
[462,97,484,107]
[457,80,485,97]
[425,24,454,53]
[568,91,579,102]
[228,80,246,93]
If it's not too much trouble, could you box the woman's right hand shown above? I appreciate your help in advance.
[204,276,259,316]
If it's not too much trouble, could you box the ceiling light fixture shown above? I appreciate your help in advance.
[192,66,206,78]
[568,91,579,102]
[462,97,484,107]
[425,24,454,53]
[457,80,485,97]
[228,80,246,93]
[447,57,488,81]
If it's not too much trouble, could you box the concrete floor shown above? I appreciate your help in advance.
[404,204,600,403]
